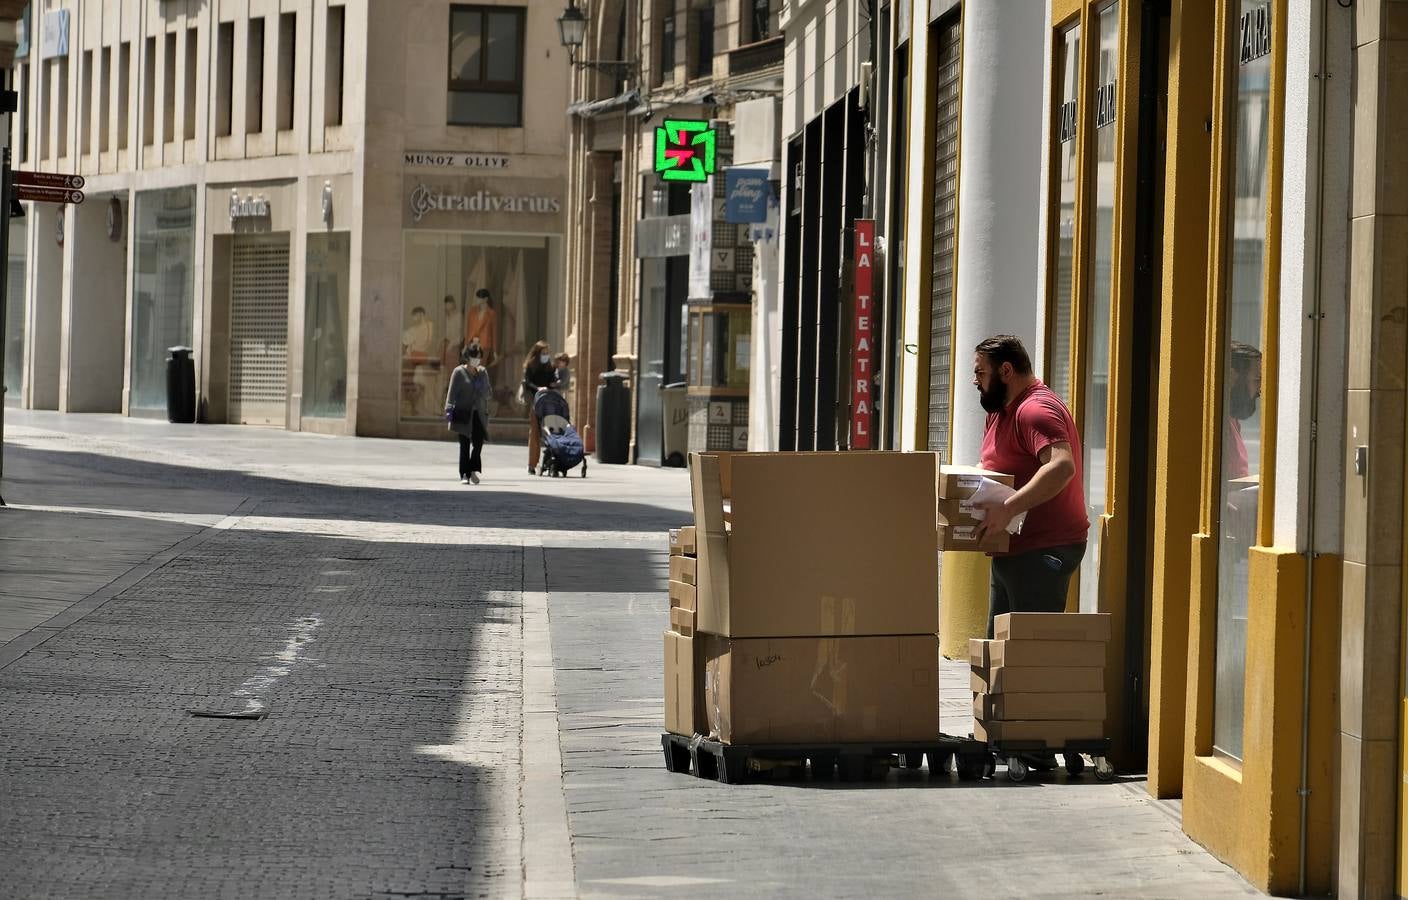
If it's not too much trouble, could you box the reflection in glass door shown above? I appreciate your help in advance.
[1048,23,1081,403]
[1079,2,1120,613]
[1212,0,1274,762]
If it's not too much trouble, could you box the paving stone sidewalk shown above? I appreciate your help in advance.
[0,410,1262,899]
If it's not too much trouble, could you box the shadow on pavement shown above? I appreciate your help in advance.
[6,444,687,534]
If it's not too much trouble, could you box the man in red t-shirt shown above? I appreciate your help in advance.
[971,335,1090,637]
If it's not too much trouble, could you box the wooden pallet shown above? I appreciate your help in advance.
[661,732,991,785]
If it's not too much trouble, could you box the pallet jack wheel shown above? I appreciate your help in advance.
[1063,752,1086,776]
[1006,755,1029,782]
[1094,756,1116,782]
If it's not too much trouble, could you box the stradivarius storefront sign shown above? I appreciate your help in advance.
[408,183,561,223]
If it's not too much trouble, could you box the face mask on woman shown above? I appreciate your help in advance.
[539,353,551,364]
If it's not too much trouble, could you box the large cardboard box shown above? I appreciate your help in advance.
[994,612,1112,642]
[701,634,940,744]
[663,631,700,736]
[938,522,1009,553]
[973,719,1104,744]
[690,452,939,638]
[669,555,697,585]
[974,691,1106,721]
[668,579,696,612]
[668,526,697,556]
[989,639,1106,668]
[970,665,1106,694]
[937,465,1015,499]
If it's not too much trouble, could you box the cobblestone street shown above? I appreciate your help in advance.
[0,411,1260,898]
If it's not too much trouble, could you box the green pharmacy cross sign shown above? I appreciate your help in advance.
[654,119,717,183]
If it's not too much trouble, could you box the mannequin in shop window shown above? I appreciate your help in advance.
[464,289,498,366]
[401,305,440,417]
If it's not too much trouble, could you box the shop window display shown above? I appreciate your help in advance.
[401,233,555,422]
[303,232,350,418]
[130,187,196,411]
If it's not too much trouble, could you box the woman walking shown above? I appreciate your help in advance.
[445,345,492,484]
[521,340,559,475]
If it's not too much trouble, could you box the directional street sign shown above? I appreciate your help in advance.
[13,184,84,205]
[14,170,85,190]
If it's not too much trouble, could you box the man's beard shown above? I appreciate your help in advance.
[979,380,1008,413]
[1228,383,1258,420]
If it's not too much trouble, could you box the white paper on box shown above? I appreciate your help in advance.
[967,477,1028,535]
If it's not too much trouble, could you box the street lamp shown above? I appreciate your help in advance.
[557,0,639,81]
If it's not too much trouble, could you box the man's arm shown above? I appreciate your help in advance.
[976,441,1077,539]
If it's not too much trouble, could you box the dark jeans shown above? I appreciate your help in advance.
[457,417,486,476]
[987,542,1088,638]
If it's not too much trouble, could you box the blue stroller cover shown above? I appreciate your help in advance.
[546,426,585,470]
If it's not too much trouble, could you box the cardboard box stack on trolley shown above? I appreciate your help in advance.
[661,453,1114,784]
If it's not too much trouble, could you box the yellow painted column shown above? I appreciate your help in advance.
[939,552,990,659]
[1144,0,1215,800]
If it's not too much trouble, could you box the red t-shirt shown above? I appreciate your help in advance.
[979,380,1090,555]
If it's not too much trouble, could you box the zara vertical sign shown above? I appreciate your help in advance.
[851,220,876,449]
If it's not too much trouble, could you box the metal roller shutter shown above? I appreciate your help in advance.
[927,19,961,457]
[229,234,290,425]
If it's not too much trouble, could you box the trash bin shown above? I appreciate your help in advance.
[595,371,631,464]
[166,346,196,424]
[661,382,688,467]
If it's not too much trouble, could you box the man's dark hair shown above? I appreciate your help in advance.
[975,334,1033,375]
[1229,341,1262,372]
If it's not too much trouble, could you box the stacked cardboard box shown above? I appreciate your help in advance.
[937,465,1015,552]
[679,451,943,745]
[664,526,701,736]
[969,612,1110,744]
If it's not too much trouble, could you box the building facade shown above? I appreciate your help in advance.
[890,0,1404,895]
[5,0,569,440]
[560,0,782,464]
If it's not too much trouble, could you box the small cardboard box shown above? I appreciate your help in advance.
[690,452,939,638]
[994,612,1112,643]
[937,465,1015,499]
[973,691,1107,721]
[938,522,1009,553]
[988,639,1106,669]
[663,630,700,736]
[669,555,697,586]
[969,638,990,669]
[669,579,696,612]
[970,665,1106,694]
[668,526,697,556]
[972,718,1105,744]
[702,634,940,744]
[670,605,696,637]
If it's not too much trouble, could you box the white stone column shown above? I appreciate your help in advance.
[948,2,1048,464]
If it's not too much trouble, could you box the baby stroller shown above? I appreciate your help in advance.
[533,389,587,478]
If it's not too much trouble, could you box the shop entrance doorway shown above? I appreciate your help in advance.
[1119,0,1170,768]
[227,234,291,426]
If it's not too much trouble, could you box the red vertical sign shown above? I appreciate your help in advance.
[851,220,875,449]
